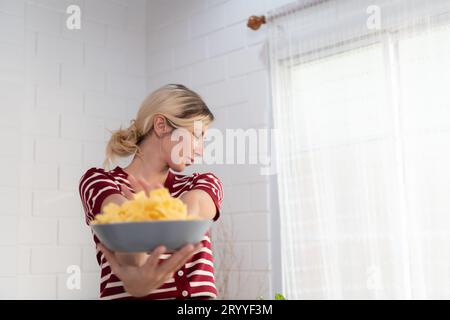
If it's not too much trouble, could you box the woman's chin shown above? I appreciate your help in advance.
[170,163,187,172]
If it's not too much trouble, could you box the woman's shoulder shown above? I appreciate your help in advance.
[79,166,126,186]
[81,166,108,180]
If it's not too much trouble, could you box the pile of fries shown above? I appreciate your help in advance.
[91,188,197,224]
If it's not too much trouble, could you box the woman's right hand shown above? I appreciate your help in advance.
[98,243,202,297]
[119,173,163,200]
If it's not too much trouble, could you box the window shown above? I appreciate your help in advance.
[269,0,450,299]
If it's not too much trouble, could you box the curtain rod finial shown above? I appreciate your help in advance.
[247,15,266,31]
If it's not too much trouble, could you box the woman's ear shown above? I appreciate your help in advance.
[153,115,168,138]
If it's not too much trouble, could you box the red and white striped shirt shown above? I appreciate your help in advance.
[78,166,224,300]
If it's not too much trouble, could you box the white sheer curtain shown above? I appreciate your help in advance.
[268,0,450,299]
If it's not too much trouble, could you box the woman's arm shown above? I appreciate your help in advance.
[180,189,216,220]
[179,173,223,221]
[100,193,127,212]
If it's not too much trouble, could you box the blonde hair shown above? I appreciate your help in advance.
[103,84,214,169]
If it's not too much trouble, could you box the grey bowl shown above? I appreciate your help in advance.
[91,220,213,253]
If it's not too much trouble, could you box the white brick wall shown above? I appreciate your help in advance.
[18,275,57,299]
[19,217,57,245]
[0,0,288,300]
[0,0,23,294]
[0,0,147,299]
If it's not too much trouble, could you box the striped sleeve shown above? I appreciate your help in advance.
[79,168,122,225]
[191,172,224,221]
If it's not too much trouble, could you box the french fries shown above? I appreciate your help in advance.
[91,188,198,224]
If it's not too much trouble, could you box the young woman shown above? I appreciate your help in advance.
[79,84,224,300]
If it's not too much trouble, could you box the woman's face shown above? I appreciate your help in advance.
[161,121,207,172]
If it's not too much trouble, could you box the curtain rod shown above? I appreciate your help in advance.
[247,0,330,31]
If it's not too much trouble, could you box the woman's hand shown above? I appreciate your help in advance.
[120,173,163,199]
[98,243,202,297]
